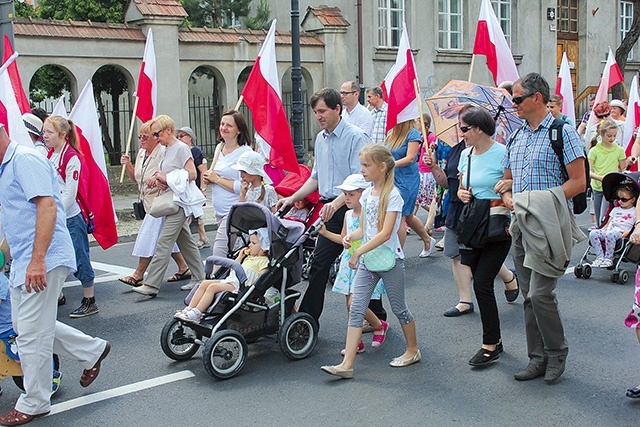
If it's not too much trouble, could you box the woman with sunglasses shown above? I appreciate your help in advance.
[132,115,205,297]
[119,121,191,288]
[202,110,254,259]
[456,105,512,367]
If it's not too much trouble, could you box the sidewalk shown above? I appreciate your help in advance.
[90,186,218,246]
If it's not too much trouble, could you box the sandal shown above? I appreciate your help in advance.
[80,342,110,387]
[118,276,142,287]
[167,269,191,282]
[503,269,519,303]
[372,320,389,348]
[0,408,49,426]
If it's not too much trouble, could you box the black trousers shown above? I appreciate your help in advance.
[461,239,511,345]
[299,205,387,323]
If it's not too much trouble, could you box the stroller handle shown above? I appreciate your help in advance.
[204,256,248,284]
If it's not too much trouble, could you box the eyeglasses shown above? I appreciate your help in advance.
[177,133,188,139]
[152,131,160,138]
[137,135,149,141]
[595,113,610,119]
[512,93,535,105]
[618,197,636,202]
[459,125,476,133]
[339,91,357,96]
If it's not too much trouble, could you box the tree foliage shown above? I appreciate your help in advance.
[181,0,251,28]
[29,66,70,103]
[614,0,640,100]
[36,0,125,22]
[243,0,271,31]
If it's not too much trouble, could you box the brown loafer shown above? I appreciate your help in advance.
[0,408,49,426]
[80,341,111,387]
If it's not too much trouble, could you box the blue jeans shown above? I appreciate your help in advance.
[67,213,95,287]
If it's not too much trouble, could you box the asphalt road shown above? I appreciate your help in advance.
[2,214,639,427]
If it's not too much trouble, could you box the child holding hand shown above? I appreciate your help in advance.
[175,229,270,323]
[318,174,386,355]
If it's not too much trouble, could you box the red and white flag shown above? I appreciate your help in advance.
[472,0,519,86]
[2,35,30,115]
[585,47,625,144]
[69,80,118,249]
[52,95,68,118]
[381,22,420,132]
[241,20,298,173]
[555,52,576,126]
[0,53,32,146]
[136,29,157,123]
[624,76,640,170]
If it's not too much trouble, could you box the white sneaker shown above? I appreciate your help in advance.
[419,237,437,258]
[600,258,613,268]
[181,281,198,291]
[176,308,201,323]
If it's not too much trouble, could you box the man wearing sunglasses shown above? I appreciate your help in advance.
[500,73,586,384]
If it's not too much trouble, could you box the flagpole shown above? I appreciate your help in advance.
[234,95,244,111]
[468,54,476,82]
[413,79,428,140]
[120,96,140,183]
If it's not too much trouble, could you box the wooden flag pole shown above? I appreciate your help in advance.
[413,79,428,140]
[468,54,476,82]
[234,95,244,112]
[119,96,140,183]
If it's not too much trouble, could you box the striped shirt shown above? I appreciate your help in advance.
[503,113,584,194]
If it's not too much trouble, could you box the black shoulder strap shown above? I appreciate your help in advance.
[549,118,568,180]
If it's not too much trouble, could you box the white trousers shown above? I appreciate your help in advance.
[10,266,107,415]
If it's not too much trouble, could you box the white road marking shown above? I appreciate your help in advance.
[91,261,136,277]
[47,370,195,416]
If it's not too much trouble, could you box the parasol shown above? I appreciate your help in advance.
[425,80,523,146]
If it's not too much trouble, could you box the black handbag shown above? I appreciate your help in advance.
[486,205,511,243]
[133,201,146,220]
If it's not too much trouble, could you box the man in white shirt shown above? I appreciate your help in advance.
[340,81,373,139]
[367,86,388,143]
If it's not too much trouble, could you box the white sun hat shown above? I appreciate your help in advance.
[336,173,370,191]
[231,151,272,184]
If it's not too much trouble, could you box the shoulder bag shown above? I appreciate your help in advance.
[361,193,397,272]
[149,190,179,218]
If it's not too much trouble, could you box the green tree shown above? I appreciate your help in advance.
[14,2,37,18]
[92,66,128,165]
[37,0,125,22]
[29,66,70,103]
[243,0,271,30]
[181,0,251,28]
[613,0,640,100]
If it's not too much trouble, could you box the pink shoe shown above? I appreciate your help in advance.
[341,340,365,355]
[372,320,389,348]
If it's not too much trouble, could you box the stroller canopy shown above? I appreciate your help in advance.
[602,172,640,202]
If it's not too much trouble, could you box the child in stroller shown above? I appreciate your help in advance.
[174,229,269,323]
[589,184,636,268]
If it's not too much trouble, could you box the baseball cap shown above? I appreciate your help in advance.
[336,174,369,191]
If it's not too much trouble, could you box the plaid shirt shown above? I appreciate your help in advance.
[371,102,388,144]
[502,113,584,194]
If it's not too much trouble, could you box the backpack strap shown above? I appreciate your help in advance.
[548,118,568,181]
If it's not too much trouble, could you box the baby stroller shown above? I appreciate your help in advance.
[574,171,640,284]
[160,202,319,379]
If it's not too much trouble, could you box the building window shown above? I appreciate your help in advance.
[621,1,634,60]
[491,0,511,46]
[557,0,578,33]
[438,0,463,50]
[378,0,405,47]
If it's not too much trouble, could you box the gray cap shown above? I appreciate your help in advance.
[178,126,196,142]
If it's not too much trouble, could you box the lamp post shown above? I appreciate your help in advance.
[0,0,15,58]
[290,0,303,163]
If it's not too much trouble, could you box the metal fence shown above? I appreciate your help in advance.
[188,94,223,157]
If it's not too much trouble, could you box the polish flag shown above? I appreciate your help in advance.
[381,22,420,132]
[69,80,118,249]
[2,35,31,115]
[555,52,576,126]
[241,20,298,173]
[136,29,157,123]
[0,53,32,146]
[472,0,519,85]
[52,95,68,118]
[585,48,626,145]
[624,76,640,170]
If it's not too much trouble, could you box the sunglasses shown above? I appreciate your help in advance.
[512,93,535,105]
[152,131,160,138]
[137,135,149,141]
[177,133,188,139]
[595,113,610,119]
[618,197,636,202]
[459,125,475,133]
[339,91,357,96]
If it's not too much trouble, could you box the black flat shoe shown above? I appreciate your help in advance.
[469,346,500,367]
[443,302,474,317]
[626,387,640,399]
[504,269,519,303]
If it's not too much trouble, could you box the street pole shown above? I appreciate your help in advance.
[0,0,14,58]
[290,0,303,163]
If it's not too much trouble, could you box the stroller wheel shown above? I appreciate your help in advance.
[203,330,247,380]
[160,318,202,361]
[279,312,318,360]
[611,271,620,284]
[573,265,583,278]
[619,270,630,284]
[582,264,592,279]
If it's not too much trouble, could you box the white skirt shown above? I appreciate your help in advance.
[132,214,180,258]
